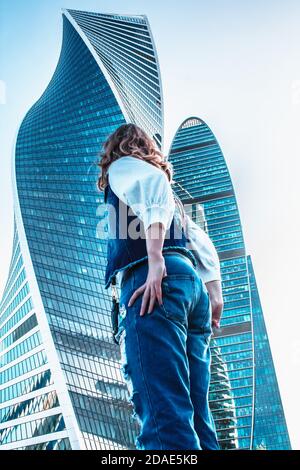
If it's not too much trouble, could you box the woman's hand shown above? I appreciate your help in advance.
[128,221,167,316]
[128,253,167,316]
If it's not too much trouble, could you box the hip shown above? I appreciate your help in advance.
[117,250,211,338]
[120,251,195,288]
[119,250,206,312]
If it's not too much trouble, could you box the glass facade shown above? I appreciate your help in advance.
[0,222,60,449]
[65,9,163,148]
[0,8,290,450]
[1,9,162,449]
[168,117,291,449]
[247,256,291,449]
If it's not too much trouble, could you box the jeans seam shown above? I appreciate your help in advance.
[194,271,211,330]
[162,273,195,318]
[201,295,212,332]
[190,277,196,313]
[132,268,164,450]
[133,315,164,450]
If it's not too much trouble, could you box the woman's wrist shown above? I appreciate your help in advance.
[147,250,164,262]
[146,222,165,263]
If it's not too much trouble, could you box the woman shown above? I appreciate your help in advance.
[97,123,223,450]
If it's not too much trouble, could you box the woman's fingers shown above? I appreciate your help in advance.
[128,280,164,316]
[140,286,151,316]
[128,283,146,306]
[212,318,220,327]
[155,282,163,306]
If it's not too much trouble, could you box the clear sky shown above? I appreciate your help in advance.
[1,0,299,448]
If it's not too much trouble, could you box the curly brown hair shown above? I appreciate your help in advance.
[97,123,186,230]
[97,123,172,190]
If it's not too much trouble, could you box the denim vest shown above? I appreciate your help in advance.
[103,183,197,289]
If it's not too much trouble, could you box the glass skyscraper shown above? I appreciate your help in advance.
[0,9,163,450]
[168,117,291,450]
[0,9,291,450]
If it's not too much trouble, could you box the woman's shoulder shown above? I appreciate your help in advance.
[108,155,163,178]
[108,155,142,171]
[107,155,132,173]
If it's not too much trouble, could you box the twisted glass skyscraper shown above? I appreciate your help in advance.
[0,9,163,450]
[168,117,291,450]
[0,9,291,450]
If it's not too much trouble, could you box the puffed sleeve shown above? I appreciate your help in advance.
[185,214,221,283]
[107,156,175,231]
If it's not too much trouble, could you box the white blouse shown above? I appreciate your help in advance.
[107,155,221,284]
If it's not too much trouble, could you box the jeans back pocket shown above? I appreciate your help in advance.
[161,273,195,326]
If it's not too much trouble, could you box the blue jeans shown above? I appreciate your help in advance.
[115,252,219,450]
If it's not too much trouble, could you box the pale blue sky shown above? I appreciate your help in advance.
[1,0,300,448]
